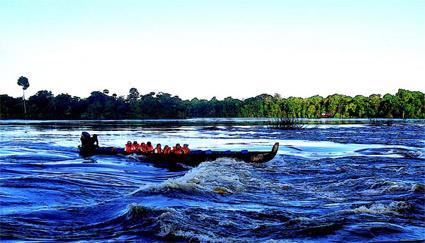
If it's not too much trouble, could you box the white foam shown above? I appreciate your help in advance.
[353,201,414,216]
[136,158,254,195]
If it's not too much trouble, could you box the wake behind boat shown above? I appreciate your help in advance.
[79,132,279,166]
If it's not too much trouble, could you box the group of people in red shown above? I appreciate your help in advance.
[125,141,190,155]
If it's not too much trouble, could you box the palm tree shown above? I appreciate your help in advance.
[17,76,30,115]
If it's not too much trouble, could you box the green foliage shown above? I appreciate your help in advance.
[17,76,30,90]
[0,89,424,119]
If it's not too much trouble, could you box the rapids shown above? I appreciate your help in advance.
[0,119,424,242]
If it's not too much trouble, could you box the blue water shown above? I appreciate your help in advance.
[1,119,424,242]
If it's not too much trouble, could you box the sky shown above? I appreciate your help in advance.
[0,0,424,100]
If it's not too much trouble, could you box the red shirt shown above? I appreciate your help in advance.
[140,144,147,152]
[182,147,190,154]
[172,147,183,154]
[131,144,139,152]
[163,147,171,154]
[146,145,154,153]
[125,144,132,153]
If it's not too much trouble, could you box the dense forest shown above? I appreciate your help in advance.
[0,88,424,119]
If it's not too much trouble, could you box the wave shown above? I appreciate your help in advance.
[368,180,411,193]
[411,183,425,193]
[363,181,425,195]
[2,200,420,242]
[355,147,422,158]
[132,157,295,200]
[353,201,416,216]
[123,204,346,242]
[134,158,257,196]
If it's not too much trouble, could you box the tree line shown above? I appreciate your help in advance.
[0,88,424,119]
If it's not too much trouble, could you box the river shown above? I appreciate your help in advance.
[0,119,424,242]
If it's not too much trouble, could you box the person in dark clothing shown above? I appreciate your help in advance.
[80,132,99,153]
[80,132,91,148]
[92,134,99,148]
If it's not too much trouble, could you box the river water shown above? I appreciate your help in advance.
[0,119,424,242]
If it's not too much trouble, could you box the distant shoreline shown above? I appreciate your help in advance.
[0,118,424,124]
[1,89,424,119]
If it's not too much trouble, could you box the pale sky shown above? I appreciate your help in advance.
[0,0,424,99]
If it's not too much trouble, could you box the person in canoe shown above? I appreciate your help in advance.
[131,141,140,152]
[182,144,190,154]
[146,141,154,153]
[80,132,99,153]
[163,145,171,154]
[154,143,162,153]
[138,142,146,153]
[125,141,132,153]
[92,134,99,148]
[172,143,183,154]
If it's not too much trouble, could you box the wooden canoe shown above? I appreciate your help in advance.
[79,143,279,167]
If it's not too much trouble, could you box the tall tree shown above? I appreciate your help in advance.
[17,76,30,115]
[127,88,140,101]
